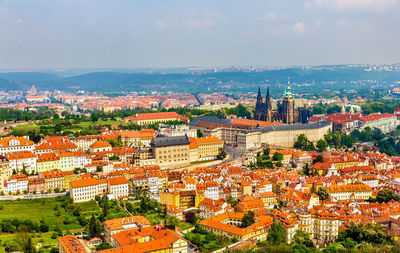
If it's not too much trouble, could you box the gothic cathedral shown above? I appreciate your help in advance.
[254,84,311,124]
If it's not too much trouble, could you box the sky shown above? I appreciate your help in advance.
[0,0,400,69]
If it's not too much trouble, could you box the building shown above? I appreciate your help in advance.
[89,141,112,153]
[28,177,46,193]
[39,170,70,191]
[58,235,88,253]
[237,121,332,149]
[103,216,151,244]
[254,85,312,124]
[158,124,197,138]
[309,111,398,134]
[104,225,188,253]
[7,151,37,174]
[70,178,108,202]
[36,152,60,173]
[0,136,35,156]
[4,174,28,193]
[108,176,129,200]
[190,136,224,161]
[124,112,189,126]
[328,184,372,201]
[151,135,190,168]
[199,212,273,242]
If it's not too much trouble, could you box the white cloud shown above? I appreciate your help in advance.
[293,22,307,34]
[185,18,215,28]
[14,18,23,25]
[305,0,398,12]
[155,21,168,30]
[262,12,277,21]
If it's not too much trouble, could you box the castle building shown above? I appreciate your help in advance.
[254,84,311,124]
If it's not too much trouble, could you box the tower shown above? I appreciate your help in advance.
[265,86,272,122]
[282,78,295,124]
[255,86,263,120]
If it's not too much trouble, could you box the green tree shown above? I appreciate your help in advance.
[294,134,315,150]
[272,152,284,161]
[317,186,329,201]
[88,214,97,237]
[267,222,285,245]
[196,129,203,138]
[240,211,255,228]
[313,155,324,164]
[316,139,327,151]
[292,229,314,248]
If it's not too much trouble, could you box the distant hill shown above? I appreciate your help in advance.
[0,66,399,94]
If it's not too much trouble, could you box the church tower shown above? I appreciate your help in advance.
[254,86,263,120]
[282,78,295,124]
[265,86,272,122]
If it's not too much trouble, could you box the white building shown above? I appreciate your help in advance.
[70,178,108,202]
[204,182,219,200]
[148,175,160,200]
[0,136,35,156]
[7,151,37,174]
[108,177,129,199]
[4,174,29,193]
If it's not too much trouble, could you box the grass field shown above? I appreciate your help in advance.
[0,197,102,252]
[0,198,100,231]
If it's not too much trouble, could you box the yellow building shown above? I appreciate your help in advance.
[190,136,224,161]
[159,190,197,210]
[151,136,190,168]
[62,171,78,190]
[124,112,188,126]
[57,151,75,171]
[36,153,60,173]
[200,212,273,242]
[108,225,188,253]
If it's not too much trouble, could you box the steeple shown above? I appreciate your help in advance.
[255,86,263,118]
[265,86,272,110]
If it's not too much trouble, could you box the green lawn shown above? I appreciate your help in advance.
[12,122,40,131]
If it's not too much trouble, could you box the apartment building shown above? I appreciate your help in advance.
[103,216,150,244]
[328,184,372,201]
[7,151,37,174]
[124,112,189,126]
[151,135,190,168]
[70,178,108,202]
[108,176,129,200]
[0,136,34,156]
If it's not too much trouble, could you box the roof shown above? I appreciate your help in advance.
[90,141,112,149]
[108,176,128,186]
[151,135,189,147]
[58,235,87,253]
[125,112,187,121]
[0,136,34,147]
[7,151,36,160]
[70,178,107,188]
[103,216,150,231]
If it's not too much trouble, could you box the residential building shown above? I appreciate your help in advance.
[124,112,189,126]
[103,216,151,244]
[70,178,108,202]
[58,235,88,253]
[7,151,37,174]
[0,136,34,156]
[151,135,190,168]
[108,176,129,200]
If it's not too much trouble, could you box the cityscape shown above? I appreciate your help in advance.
[2,0,400,253]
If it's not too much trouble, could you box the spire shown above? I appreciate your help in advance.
[265,86,272,111]
[257,86,261,96]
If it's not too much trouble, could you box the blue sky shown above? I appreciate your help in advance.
[0,0,399,69]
